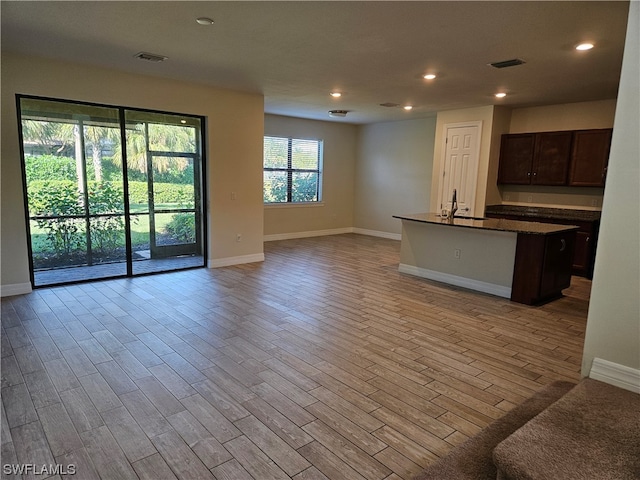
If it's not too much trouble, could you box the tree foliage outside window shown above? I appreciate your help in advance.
[263,136,322,203]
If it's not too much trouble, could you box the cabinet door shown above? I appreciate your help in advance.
[540,232,575,298]
[532,132,572,185]
[498,134,535,184]
[573,231,591,274]
[568,129,612,187]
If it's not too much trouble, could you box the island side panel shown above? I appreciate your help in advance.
[398,220,518,298]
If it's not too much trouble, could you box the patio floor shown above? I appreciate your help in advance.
[33,254,205,287]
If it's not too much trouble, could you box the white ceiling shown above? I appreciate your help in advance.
[1,1,630,124]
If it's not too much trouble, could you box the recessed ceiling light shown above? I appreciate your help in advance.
[423,74,437,80]
[495,92,507,98]
[403,105,413,111]
[576,42,594,51]
[196,17,215,25]
[330,92,342,98]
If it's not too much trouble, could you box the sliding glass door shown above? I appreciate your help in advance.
[18,96,206,287]
[123,110,204,275]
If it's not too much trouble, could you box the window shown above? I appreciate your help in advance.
[263,136,322,203]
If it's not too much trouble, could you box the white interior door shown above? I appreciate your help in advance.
[438,122,481,217]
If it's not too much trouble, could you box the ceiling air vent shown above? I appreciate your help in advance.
[379,102,400,108]
[489,58,526,69]
[134,52,168,63]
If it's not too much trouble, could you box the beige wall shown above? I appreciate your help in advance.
[1,53,264,293]
[485,107,513,207]
[355,118,436,236]
[582,2,640,374]
[509,99,617,133]
[263,114,357,238]
[430,106,496,217]
[499,99,617,210]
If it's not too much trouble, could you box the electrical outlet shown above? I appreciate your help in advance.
[505,194,511,201]
[590,198,598,207]
[527,195,533,203]
[231,192,237,201]
[454,249,461,259]
[236,234,242,242]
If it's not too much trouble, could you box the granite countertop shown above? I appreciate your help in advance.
[393,213,579,235]
[484,205,601,222]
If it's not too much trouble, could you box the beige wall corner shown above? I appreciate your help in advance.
[355,118,436,235]
[485,106,512,209]
[582,2,640,376]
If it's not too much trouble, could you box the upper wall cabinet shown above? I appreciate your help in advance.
[498,129,612,187]
[498,131,572,185]
[532,132,573,185]
[568,129,613,187]
[497,134,536,184]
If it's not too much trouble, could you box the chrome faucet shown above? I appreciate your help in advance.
[450,189,458,218]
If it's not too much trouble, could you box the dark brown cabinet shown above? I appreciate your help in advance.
[532,132,573,185]
[568,129,612,187]
[498,134,535,184]
[564,220,599,278]
[485,211,600,279]
[498,131,572,186]
[498,129,613,187]
[511,230,576,305]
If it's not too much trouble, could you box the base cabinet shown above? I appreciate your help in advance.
[511,231,576,305]
[485,213,598,279]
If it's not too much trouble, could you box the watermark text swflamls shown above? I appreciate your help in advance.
[3,464,76,475]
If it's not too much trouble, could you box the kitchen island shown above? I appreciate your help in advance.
[393,213,579,305]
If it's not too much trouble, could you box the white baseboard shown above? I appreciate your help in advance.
[264,227,353,242]
[264,227,402,242]
[1,282,33,298]
[352,228,401,241]
[589,357,640,393]
[208,253,265,268]
[398,263,512,298]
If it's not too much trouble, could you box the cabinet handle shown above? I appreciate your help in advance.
[586,236,590,243]
[560,239,566,252]
[527,172,531,177]
[533,172,537,177]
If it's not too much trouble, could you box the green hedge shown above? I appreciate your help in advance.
[127,181,194,205]
[25,155,78,182]
[27,179,194,208]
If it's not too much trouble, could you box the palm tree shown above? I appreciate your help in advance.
[111,122,196,175]
[22,119,85,192]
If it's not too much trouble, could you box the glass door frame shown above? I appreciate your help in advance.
[17,94,207,287]
[147,152,202,259]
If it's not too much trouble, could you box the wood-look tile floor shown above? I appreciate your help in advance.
[1,234,590,480]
